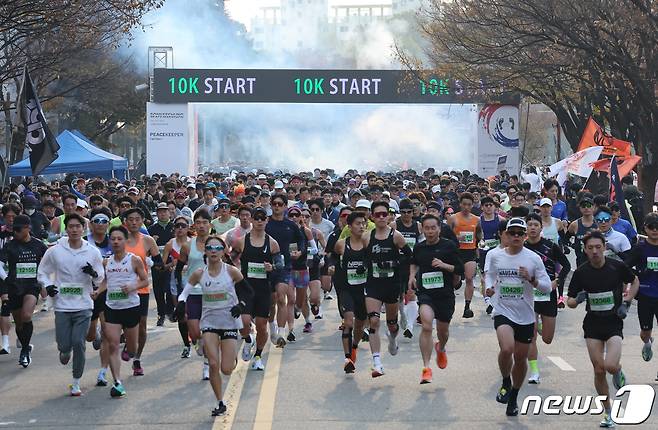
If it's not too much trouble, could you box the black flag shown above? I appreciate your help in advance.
[15,66,59,176]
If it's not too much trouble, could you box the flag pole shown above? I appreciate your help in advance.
[607,156,615,200]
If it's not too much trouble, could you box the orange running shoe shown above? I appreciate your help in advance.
[420,367,432,384]
[435,342,448,369]
[350,347,357,364]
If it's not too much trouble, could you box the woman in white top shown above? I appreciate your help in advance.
[177,236,253,417]
[98,225,149,398]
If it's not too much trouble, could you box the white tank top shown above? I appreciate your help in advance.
[199,264,242,330]
[542,217,560,245]
[186,238,205,295]
[105,252,140,310]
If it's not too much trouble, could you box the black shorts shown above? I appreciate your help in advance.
[534,290,558,318]
[365,280,400,304]
[92,290,107,321]
[638,295,658,331]
[583,315,623,341]
[269,268,292,289]
[138,293,149,317]
[309,264,321,282]
[251,285,272,319]
[104,305,141,329]
[186,295,202,320]
[337,286,367,321]
[494,315,534,344]
[417,292,455,323]
[457,249,478,263]
[201,328,239,340]
[478,249,490,272]
[7,287,41,312]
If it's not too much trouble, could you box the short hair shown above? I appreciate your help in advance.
[308,198,324,210]
[271,193,288,205]
[583,230,606,246]
[347,212,366,225]
[595,205,612,217]
[109,225,129,239]
[371,200,389,213]
[525,213,542,225]
[237,205,252,215]
[459,192,474,203]
[62,194,78,205]
[90,207,112,219]
[194,208,212,222]
[420,214,440,225]
[64,213,86,227]
[339,206,353,216]
[1,203,21,216]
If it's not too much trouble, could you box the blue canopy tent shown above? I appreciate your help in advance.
[8,130,128,179]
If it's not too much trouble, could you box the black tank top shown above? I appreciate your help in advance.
[367,228,399,284]
[339,237,367,288]
[240,232,272,289]
[396,219,420,250]
[574,218,597,265]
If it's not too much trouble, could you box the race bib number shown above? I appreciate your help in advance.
[247,262,267,279]
[108,291,129,301]
[289,244,298,253]
[533,288,550,302]
[484,239,499,248]
[404,237,416,249]
[647,257,658,271]
[588,291,614,312]
[421,271,444,289]
[459,232,474,244]
[347,269,366,285]
[204,292,229,302]
[372,263,394,278]
[499,283,524,300]
[60,283,83,296]
[15,262,37,279]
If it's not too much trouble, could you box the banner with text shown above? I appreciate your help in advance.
[146,103,194,176]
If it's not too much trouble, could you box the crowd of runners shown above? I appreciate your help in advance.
[0,167,656,426]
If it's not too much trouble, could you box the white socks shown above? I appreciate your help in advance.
[405,301,419,330]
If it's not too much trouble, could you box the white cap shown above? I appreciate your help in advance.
[355,199,371,210]
[539,198,552,207]
[257,174,267,180]
[274,180,284,189]
[431,185,442,194]
[127,186,139,195]
[76,199,88,209]
[506,217,527,231]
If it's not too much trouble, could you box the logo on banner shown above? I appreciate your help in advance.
[479,105,519,148]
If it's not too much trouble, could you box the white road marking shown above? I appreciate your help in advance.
[547,356,576,371]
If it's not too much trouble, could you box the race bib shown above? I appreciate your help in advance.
[404,237,416,249]
[647,257,658,271]
[588,291,614,312]
[499,283,524,300]
[533,288,550,302]
[459,232,474,244]
[347,269,366,285]
[204,292,229,302]
[289,243,298,253]
[484,239,500,249]
[15,262,37,279]
[422,271,444,289]
[60,283,84,296]
[372,263,394,278]
[108,291,129,301]
[158,245,165,254]
[247,262,267,279]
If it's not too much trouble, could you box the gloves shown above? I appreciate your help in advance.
[175,301,186,319]
[575,290,588,304]
[616,301,631,319]
[230,301,246,318]
[273,254,285,271]
[81,262,98,278]
[46,285,59,297]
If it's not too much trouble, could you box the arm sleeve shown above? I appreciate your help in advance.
[308,238,318,256]
[177,282,194,302]
[620,260,636,284]
[235,278,254,304]
[623,244,643,275]
[554,243,571,289]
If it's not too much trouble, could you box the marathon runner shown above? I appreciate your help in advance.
[300,206,325,332]
[567,194,598,267]
[594,206,631,260]
[394,199,422,339]
[148,202,175,326]
[567,230,639,428]
[479,196,505,315]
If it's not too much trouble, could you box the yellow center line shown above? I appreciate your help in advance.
[252,344,283,430]
[212,352,249,430]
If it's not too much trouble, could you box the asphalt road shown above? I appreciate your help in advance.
[1,285,657,430]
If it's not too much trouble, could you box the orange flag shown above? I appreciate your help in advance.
[577,117,632,158]
[590,155,641,178]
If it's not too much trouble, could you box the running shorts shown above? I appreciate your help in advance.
[186,295,202,320]
[7,287,41,312]
[638,295,658,331]
[104,305,140,329]
[292,269,310,289]
[251,285,271,319]
[270,267,292,288]
[534,290,558,318]
[494,315,534,344]
[201,328,239,340]
[417,292,455,323]
[582,314,623,341]
[92,290,107,321]
[457,249,478,263]
[309,264,321,282]
[365,281,399,304]
[337,286,367,321]
[138,293,149,317]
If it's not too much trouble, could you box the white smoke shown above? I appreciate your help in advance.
[127,0,476,173]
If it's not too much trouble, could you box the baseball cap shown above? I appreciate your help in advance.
[257,174,267,180]
[539,198,552,207]
[22,196,39,209]
[274,180,284,189]
[426,201,441,211]
[186,183,196,189]
[127,187,139,195]
[156,202,169,210]
[355,199,371,210]
[76,199,88,209]
[431,185,442,194]
[506,218,527,231]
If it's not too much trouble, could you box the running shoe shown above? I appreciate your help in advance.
[269,322,278,345]
[557,296,565,309]
[344,358,355,374]
[386,330,399,356]
[324,292,333,300]
[371,364,385,378]
[69,383,82,397]
[251,356,265,371]
[310,304,319,316]
[195,338,205,357]
[655,371,658,382]
[19,345,32,368]
[435,343,447,369]
[121,346,130,362]
[211,401,227,417]
[156,316,165,327]
[294,306,301,319]
[315,313,323,320]
[462,308,474,318]
[92,326,102,351]
[600,412,615,428]
[132,360,144,376]
[276,335,286,348]
[486,304,493,315]
[110,382,126,398]
[181,345,191,359]
[59,351,71,365]
[338,322,345,331]
[506,400,519,416]
[361,330,369,343]
[168,313,177,323]
[241,336,254,361]
[96,370,108,387]
[420,367,432,384]
[1,337,10,355]
[528,372,540,384]
[287,330,296,343]
[303,322,312,333]
[403,328,413,339]
[202,362,210,380]
[642,338,653,362]
[612,369,626,390]
[496,386,511,404]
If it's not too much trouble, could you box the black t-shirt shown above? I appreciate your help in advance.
[568,258,635,317]
[0,237,48,295]
[411,238,464,298]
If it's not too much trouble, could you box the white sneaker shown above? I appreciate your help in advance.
[251,356,265,371]
[386,331,399,356]
[528,372,540,384]
[269,322,278,345]
[41,301,49,312]
[371,364,385,378]
[69,382,82,396]
[0,337,10,355]
[241,335,254,361]
[202,362,210,380]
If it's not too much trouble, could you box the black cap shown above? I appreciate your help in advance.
[426,201,441,210]
[13,214,32,229]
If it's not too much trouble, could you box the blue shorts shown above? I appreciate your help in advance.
[292,269,310,289]
[269,268,292,287]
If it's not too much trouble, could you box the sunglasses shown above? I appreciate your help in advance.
[507,230,525,237]
[218,204,230,209]
[400,210,413,214]
[373,211,388,218]
[288,213,300,218]
[92,219,109,225]
[579,202,593,208]
[483,203,494,207]
[272,201,286,207]
[253,216,267,222]
[205,245,224,252]
[174,223,188,229]
[645,223,658,231]
[340,213,350,218]
[595,217,612,223]
[119,203,132,208]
